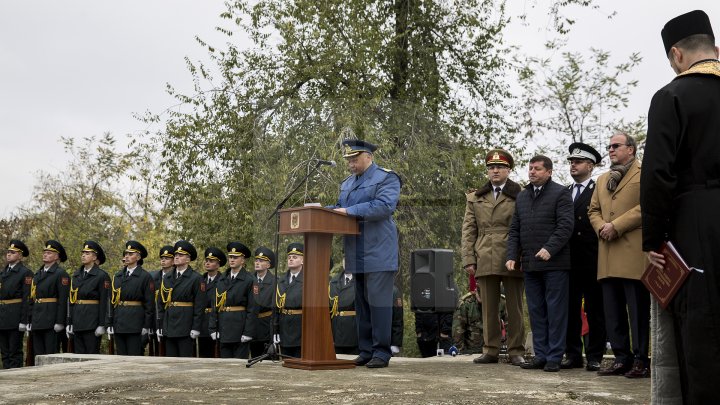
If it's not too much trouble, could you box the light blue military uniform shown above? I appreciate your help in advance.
[334,158,401,363]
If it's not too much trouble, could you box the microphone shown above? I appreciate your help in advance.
[314,159,336,167]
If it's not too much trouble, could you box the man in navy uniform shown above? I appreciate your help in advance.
[67,241,111,354]
[642,10,720,402]
[157,240,204,357]
[198,247,226,358]
[332,139,402,368]
[29,240,70,356]
[562,143,606,371]
[210,242,255,359]
[277,243,304,358]
[249,246,275,358]
[108,241,154,356]
[1,240,33,368]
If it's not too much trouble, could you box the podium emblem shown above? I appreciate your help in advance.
[290,212,300,229]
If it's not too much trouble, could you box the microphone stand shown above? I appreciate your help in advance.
[247,161,327,367]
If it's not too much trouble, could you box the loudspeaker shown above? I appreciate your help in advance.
[410,249,458,313]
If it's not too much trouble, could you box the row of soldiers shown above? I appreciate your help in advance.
[0,238,403,368]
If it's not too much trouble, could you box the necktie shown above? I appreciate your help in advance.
[126,270,131,278]
[257,277,262,283]
[176,272,181,279]
[573,184,583,202]
[494,187,502,200]
[291,275,296,284]
[345,276,350,286]
[534,187,541,198]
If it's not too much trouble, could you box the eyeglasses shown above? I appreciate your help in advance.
[606,143,627,151]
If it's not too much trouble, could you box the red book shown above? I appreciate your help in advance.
[641,241,692,310]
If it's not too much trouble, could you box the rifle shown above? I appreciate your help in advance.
[66,299,74,353]
[214,339,220,358]
[106,286,115,355]
[25,332,34,366]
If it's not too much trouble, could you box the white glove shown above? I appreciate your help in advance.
[26,323,32,332]
[94,326,106,337]
[54,323,64,333]
[190,330,200,339]
[156,329,163,337]
[241,335,252,343]
[141,328,150,336]
[149,328,155,336]
[210,331,219,341]
[273,334,281,344]
[65,324,73,338]
[391,345,400,355]
[19,323,27,332]
[107,326,115,336]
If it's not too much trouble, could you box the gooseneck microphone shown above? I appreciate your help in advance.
[314,159,336,167]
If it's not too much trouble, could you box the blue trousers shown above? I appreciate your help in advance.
[355,271,394,362]
[524,270,569,363]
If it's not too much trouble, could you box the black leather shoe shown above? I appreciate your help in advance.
[521,359,546,369]
[624,360,650,378]
[543,361,560,372]
[597,362,631,376]
[509,355,526,366]
[366,357,389,368]
[585,360,601,371]
[472,354,499,364]
[560,358,583,369]
[353,356,371,366]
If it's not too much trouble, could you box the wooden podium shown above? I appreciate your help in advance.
[278,206,359,370]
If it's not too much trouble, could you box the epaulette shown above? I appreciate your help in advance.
[380,167,393,173]
[460,291,474,302]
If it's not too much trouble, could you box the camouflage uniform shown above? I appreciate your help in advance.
[452,292,483,354]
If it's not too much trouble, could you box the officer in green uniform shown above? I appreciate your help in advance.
[210,242,255,359]
[67,241,111,354]
[249,246,276,358]
[330,267,358,354]
[108,241,154,356]
[198,247,226,358]
[452,275,484,355]
[277,243,303,358]
[157,240,204,357]
[1,240,33,368]
[29,240,70,356]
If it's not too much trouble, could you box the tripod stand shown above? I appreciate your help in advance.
[247,161,329,367]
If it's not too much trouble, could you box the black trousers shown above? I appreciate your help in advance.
[32,329,58,356]
[198,336,215,358]
[281,346,300,358]
[165,336,194,357]
[601,278,649,366]
[565,266,606,363]
[335,346,359,355]
[114,333,143,356]
[0,329,24,368]
[249,340,269,358]
[220,341,249,359]
[73,330,101,354]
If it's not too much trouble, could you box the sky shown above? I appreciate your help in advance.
[1,0,719,217]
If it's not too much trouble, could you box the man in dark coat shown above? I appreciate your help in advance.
[67,241,110,354]
[391,285,404,354]
[642,10,720,403]
[148,245,175,355]
[198,247,226,358]
[249,246,275,358]
[507,155,574,372]
[1,240,33,368]
[210,242,255,359]
[157,240,204,357]
[277,243,303,358]
[330,268,358,355]
[562,143,606,371]
[29,240,70,356]
[109,241,154,356]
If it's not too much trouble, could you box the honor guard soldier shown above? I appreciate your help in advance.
[108,241,154,356]
[210,242,255,359]
[330,262,358,355]
[67,241,111,354]
[29,240,70,356]
[277,243,304,358]
[248,246,275,358]
[1,240,33,368]
[198,247,226,358]
[148,245,174,356]
[157,240,204,357]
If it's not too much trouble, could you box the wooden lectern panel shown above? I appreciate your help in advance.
[278,206,358,370]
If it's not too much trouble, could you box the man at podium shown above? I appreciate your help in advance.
[332,139,402,368]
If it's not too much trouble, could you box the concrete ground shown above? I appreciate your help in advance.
[0,354,650,405]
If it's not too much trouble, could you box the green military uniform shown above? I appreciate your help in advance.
[30,240,70,356]
[0,240,33,368]
[330,272,358,354]
[452,292,484,354]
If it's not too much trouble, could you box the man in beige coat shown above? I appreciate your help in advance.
[588,132,650,378]
[462,149,526,366]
